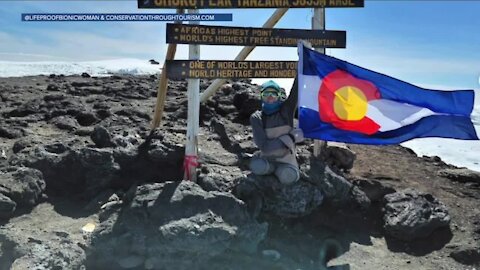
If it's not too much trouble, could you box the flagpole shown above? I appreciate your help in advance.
[312,8,326,157]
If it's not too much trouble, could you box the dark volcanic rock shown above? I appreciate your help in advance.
[352,178,396,203]
[95,109,111,120]
[6,99,42,117]
[87,181,268,270]
[114,108,151,121]
[0,127,24,139]
[46,84,59,91]
[215,104,237,116]
[78,148,121,195]
[236,174,325,218]
[220,83,234,95]
[234,155,370,218]
[71,81,93,88]
[0,226,86,269]
[9,143,120,197]
[232,88,261,118]
[322,142,356,172]
[44,99,84,120]
[0,167,45,219]
[0,167,45,207]
[75,112,99,126]
[90,126,115,148]
[198,164,244,193]
[146,135,184,166]
[439,168,480,184]
[383,188,451,241]
[0,193,16,219]
[12,138,39,154]
[307,159,369,208]
[43,94,66,102]
[111,132,184,184]
[449,245,480,265]
[51,116,78,131]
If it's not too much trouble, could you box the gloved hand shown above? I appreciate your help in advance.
[289,128,304,143]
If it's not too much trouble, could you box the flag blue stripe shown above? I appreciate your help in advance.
[300,44,476,117]
[299,107,479,144]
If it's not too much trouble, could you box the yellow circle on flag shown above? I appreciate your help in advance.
[333,86,368,121]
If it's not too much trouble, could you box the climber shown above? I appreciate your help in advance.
[249,77,304,184]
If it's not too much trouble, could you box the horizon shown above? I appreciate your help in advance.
[0,1,479,90]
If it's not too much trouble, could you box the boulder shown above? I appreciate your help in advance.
[0,127,24,139]
[307,159,369,208]
[352,178,396,202]
[439,168,480,184]
[51,116,78,131]
[0,167,45,208]
[198,164,244,193]
[449,244,480,265]
[0,225,86,269]
[232,89,261,118]
[87,181,268,270]
[0,193,16,219]
[237,174,325,218]
[9,143,120,197]
[383,188,450,241]
[75,111,99,126]
[91,125,115,148]
[46,84,60,91]
[234,156,370,218]
[322,142,356,171]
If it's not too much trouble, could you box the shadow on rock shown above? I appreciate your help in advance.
[6,129,185,218]
[86,180,268,270]
[385,227,453,256]
[385,226,453,256]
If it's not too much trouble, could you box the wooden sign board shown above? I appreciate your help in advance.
[166,60,297,78]
[139,0,364,9]
[166,24,346,48]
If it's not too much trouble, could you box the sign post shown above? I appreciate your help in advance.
[184,8,201,181]
[151,8,184,129]
[312,7,326,157]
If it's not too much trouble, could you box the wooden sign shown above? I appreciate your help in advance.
[166,60,297,78]
[139,0,364,9]
[166,24,346,48]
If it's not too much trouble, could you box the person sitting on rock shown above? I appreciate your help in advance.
[249,77,304,185]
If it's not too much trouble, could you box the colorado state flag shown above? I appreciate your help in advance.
[297,42,478,144]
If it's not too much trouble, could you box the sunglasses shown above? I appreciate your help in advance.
[261,90,279,98]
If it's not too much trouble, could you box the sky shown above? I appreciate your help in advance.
[0,0,479,90]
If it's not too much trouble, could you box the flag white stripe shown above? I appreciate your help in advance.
[299,74,322,112]
[367,99,437,132]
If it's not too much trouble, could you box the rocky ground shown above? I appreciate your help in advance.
[0,74,479,270]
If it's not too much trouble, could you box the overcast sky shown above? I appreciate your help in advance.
[0,1,479,90]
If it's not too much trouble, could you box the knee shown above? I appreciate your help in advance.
[275,166,300,185]
[249,157,272,175]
